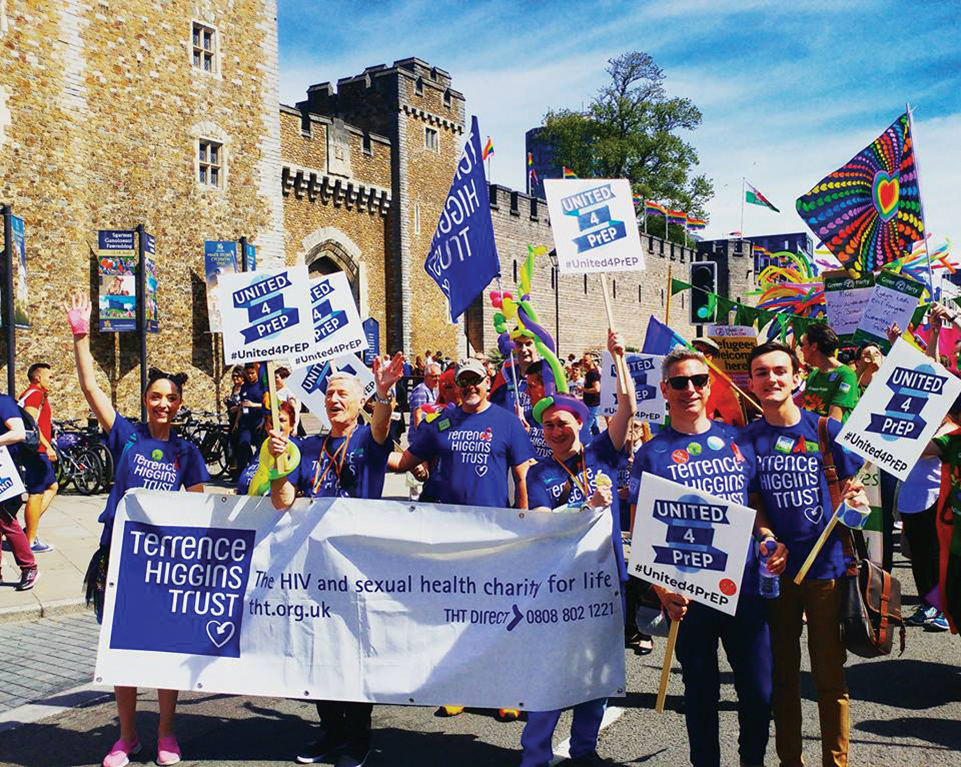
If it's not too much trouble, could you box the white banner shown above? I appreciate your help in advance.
[95,491,625,710]
[287,354,376,430]
[0,446,25,502]
[293,273,367,369]
[628,473,755,616]
[599,351,665,424]
[837,338,961,481]
[544,179,645,274]
[216,266,314,365]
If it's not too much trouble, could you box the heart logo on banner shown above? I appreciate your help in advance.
[475,465,488,477]
[872,171,900,221]
[206,620,235,649]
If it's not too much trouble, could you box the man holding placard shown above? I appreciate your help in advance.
[628,347,784,767]
[745,341,868,767]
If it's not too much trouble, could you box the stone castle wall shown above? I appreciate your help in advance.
[0,0,283,419]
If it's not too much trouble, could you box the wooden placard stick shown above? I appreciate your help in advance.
[793,461,873,585]
[599,273,632,395]
[655,618,680,713]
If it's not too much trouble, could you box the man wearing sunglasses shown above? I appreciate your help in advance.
[396,358,534,509]
[628,347,781,767]
[267,354,406,767]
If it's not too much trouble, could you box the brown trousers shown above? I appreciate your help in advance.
[769,577,849,767]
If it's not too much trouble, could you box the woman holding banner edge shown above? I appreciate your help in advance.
[64,292,210,767]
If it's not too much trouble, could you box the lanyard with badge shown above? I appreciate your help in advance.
[312,429,353,495]
[554,448,591,501]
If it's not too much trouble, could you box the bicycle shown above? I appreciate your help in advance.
[52,426,105,496]
[53,419,114,494]
[174,408,232,480]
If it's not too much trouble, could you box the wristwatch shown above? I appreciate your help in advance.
[374,392,393,406]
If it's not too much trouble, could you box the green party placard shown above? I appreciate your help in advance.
[853,270,924,352]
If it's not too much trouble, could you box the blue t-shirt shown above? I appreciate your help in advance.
[99,415,210,546]
[629,421,760,596]
[524,406,592,460]
[408,403,534,508]
[492,377,531,415]
[291,424,391,499]
[239,381,265,426]
[527,431,627,582]
[745,409,863,580]
[0,393,22,458]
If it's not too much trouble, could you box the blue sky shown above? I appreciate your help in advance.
[278,0,960,253]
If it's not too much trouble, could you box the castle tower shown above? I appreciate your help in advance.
[298,58,466,355]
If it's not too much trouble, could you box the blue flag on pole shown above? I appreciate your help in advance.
[642,316,688,355]
[425,116,500,323]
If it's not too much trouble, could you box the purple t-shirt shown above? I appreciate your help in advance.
[408,403,533,508]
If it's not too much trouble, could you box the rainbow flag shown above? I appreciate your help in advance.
[562,166,578,179]
[753,244,771,256]
[645,200,666,216]
[482,137,494,161]
[686,217,707,231]
[527,152,533,168]
[667,209,688,225]
[632,194,643,206]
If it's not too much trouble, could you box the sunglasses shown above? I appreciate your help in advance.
[457,376,484,388]
[667,374,710,391]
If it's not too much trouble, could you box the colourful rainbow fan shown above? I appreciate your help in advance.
[796,113,923,276]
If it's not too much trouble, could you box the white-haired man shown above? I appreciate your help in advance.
[410,362,441,429]
[267,353,405,767]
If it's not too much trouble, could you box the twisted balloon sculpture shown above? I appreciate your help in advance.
[488,244,576,423]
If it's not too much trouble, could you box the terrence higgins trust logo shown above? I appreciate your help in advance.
[109,522,254,658]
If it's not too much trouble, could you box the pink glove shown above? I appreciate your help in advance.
[66,304,90,337]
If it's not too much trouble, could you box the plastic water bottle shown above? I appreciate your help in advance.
[758,539,780,599]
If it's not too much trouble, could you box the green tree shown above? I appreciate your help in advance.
[541,52,713,243]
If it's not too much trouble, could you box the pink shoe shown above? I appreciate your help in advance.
[156,736,181,766]
[103,737,141,767]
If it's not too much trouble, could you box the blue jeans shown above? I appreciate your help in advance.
[519,698,606,766]
[674,596,772,767]
[587,405,601,436]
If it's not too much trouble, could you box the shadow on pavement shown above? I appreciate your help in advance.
[856,716,961,751]
[846,659,961,710]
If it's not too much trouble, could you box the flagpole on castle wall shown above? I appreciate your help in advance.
[905,103,937,298]
[739,177,746,241]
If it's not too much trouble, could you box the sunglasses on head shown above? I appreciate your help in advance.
[667,374,710,391]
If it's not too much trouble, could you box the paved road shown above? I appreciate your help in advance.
[1,554,959,767]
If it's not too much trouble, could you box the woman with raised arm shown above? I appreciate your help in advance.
[65,292,209,767]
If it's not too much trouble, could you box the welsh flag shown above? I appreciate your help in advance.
[746,181,780,212]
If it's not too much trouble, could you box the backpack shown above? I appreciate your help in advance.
[16,405,40,453]
[818,417,906,658]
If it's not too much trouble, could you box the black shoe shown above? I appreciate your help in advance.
[16,567,39,591]
[295,732,347,764]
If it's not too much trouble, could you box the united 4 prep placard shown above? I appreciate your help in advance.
[544,179,645,275]
[629,472,756,616]
[216,266,314,365]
